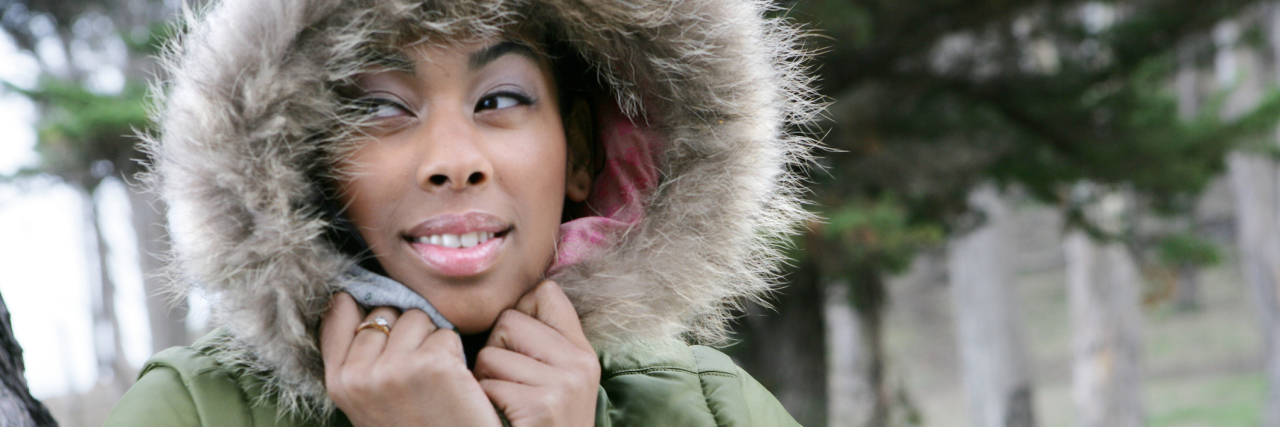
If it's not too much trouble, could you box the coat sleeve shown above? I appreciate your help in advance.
[596,344,801,426]
[104,346,257,427]
[690,346,802,427]
[105,365,201,426]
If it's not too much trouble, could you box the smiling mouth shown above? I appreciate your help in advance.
[409,230,508,249]
[402,212,512,277]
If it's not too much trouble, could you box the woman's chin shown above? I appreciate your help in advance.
[432,298,508,334]
[449,315,501,335]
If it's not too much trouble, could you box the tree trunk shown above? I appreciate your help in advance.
[1221,14,1280,425]
[82,188,131,388]
[1227,152,1280,426]
[0,291,58,427]
[948,184,1037,427]
[1172,264,1201,311]
[1063,230,1145,427]
[124,183,186,352]
[824,279,885,427]
[1173,41,1203,313]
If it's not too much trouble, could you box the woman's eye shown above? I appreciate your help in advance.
[354,97,409,118]
[371,103,405,118]
[476,92,531,112]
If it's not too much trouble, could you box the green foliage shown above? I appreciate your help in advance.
[122,20,182,56]
[5,78,151,189]
[791,0,1280,223]
[782,0,1280,295]
[819,197,945,277]
[797,195,943,311]
[808,1,875,48]
[1,5,166,190]
[1157,233,1221,267]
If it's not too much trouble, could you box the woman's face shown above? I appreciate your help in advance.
[337,38,587,334]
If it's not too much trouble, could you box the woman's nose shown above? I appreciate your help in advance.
[414,116,494,192]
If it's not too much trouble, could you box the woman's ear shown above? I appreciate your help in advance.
[564,97,594,203]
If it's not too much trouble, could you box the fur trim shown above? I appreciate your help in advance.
[143,0,819,419]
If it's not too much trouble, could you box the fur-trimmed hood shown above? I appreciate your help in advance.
[146,0,817,419]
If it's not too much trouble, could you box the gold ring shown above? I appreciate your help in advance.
[355,316,391,337]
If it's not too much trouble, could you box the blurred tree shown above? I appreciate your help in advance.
[1154,232,1221,310]
[948,184,1035,427]
[738,0,1280,425]
[1213,8,1280,426]
[1064,187,1145,427]
[0,0,181,393]
[808,196,942,427]
[1063,230,1145,426]
[14,79,153,388]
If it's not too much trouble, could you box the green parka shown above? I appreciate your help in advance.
[108,329,799,426]
[104,0,819,424]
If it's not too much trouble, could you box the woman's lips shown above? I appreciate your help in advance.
[409,235,505,277]
[404,212,510,277]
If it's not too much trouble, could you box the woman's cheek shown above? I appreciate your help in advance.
[478,109,529,129]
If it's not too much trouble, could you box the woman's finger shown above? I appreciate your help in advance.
[486,309,584,367]
[385,308,437,354]
[417,326,466,362]
[513,281,592,352]
[473,346,553,385]
[478,378,538,417]
[346,306,400,366]
[484,285,599,427]
[320,292,364,369]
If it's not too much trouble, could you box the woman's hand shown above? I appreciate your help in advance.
[474,281,601,427]
[321,292,501,427]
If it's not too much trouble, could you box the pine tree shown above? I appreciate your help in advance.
[736,1,1280,425]
[1,0,182,397]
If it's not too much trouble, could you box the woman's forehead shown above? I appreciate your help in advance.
[397,27,550,66]
[349,39,550,84]
[349,35,554,93]
[466,40,542,70]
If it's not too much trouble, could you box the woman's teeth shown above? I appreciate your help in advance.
[415,232,495,249]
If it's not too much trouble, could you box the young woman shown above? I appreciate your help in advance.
[105,0,818,425]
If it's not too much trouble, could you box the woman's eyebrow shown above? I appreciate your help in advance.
[468,40,541,71]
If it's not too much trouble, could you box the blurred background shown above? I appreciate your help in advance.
[2,0,1280,426]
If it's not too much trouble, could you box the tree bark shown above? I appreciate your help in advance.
[0,292,58,427]
[824,279,884,427]
[1063,229,1145,427]
[948,184,1037,427]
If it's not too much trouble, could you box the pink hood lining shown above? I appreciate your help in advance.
[549,102,661,276]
